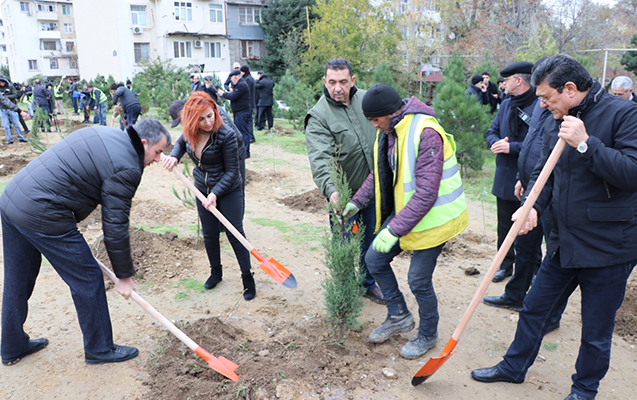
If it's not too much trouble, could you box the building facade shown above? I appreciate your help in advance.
[1,0,79,83]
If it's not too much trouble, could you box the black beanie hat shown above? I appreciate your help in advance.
[471,75,483,85]
[362,83,403,118]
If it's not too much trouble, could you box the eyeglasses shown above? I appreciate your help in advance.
[538,86,563,103]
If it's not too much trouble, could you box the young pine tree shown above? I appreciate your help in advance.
[322,160,365,344]
[433,53,491,173]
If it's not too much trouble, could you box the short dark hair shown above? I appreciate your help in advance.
[325,58,352,77]
[531,54,593,92]
[109,83,118,91]
[481,71,490,76]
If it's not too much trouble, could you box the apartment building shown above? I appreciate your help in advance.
[72,0,266,82]
[0,18,8,69]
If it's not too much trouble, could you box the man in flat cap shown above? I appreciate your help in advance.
[345,83,468,359]
[485,61,539,285]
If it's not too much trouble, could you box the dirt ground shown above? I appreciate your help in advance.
[0,123,636,400]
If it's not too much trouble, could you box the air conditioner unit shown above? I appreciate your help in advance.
[132,26,142,35]
[194,40,202,48]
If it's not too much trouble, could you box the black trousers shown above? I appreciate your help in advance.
[256,106,273,130]
[496,197,519,271]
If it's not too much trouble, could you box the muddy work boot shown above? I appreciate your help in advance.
[204,266,223,290]
[367,312,414,343]
[400,331,438,359]
[242,272,256,301]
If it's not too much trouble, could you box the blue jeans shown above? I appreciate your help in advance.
[27,103,34,117]
[497,253,634,398]
[0,108,24,142]
[234,110,251,157]
[328,201,377,289]
[1,212,115,358]
[196,187,252,274]
[71,96,79,113]
[365,214,444,336]
[96,102,107,125]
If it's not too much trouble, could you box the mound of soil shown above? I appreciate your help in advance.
[279,189,326,214]
[94,227,204,284]
[616,277,637,344]
[0,154,36,176]
[144,316,402,400]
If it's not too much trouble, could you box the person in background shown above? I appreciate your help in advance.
[224,62,241,91]
[610,75,637,103]
[467,75,488,105]
[110,82,142,128]
[218,70,252,158]
[240,65,256,143]
[162,92,255,301]
[482,71,500,113]
[255,71,275,131]
[66,77,79,115]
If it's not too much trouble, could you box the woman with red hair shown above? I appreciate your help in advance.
[162,92,255,300]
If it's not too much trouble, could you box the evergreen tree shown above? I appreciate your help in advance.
[620,34,637,75]
[369,63,407,98]
[322,160,365,344]
[259,0,316,81]
[433,53,491,173]
[273,70,320,127]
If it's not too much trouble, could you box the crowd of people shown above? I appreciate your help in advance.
[1,54,637,400]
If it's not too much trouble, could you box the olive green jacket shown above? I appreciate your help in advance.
[304,87,375,199]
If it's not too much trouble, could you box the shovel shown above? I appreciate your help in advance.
[412,138,566,386]
[95,257,240,381]
[162,154,297,289]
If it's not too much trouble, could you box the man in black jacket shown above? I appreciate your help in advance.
[218,69,252,157]
[472,54,637,400]
[255,71,274,131]
[240,65,256,143]
[33,79,53,132]
[0,118,170,366]
[110,83,142,127]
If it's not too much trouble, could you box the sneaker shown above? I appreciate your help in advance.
[85,344,139,365]
[364,285,386,305]
[18,138,29,143]
[6,141,13,145]
[400,332,438,359]
[2,338,49,366]
[367,312,414,343]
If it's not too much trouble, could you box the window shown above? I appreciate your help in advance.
[50,59,58,69]
[37,4,56,12]
[399,0,408,14]
[20,2,30,13]
[209,4,223,23]
[0,45,6,52]
[64,23,73,34]
[0,19,3,27]
[42,40,57,50]
[173,41,191,58]
[62,5,71,15]
[40,22,58,31]
[66,41,74,52]
[134,43,150,63]
[174,2,192,22]
[131,5,147,26]
[204,41,221,58]
[239,6,260,25]
[28,59,38,70]
[70,59,78,69]
[241,40,260,59]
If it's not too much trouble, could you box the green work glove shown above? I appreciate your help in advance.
[372,228,398,253]
[342,202,360,220]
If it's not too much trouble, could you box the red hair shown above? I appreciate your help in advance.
[180,91,223,148]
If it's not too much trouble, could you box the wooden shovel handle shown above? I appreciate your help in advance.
[452,138,566,341]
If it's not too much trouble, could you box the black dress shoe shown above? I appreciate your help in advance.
[564,393,594,400]
[85,344,139,364]
[492,268,513,282]
[483,294,522,311]
[2,338,49,365]
[471,366,524,383]
[546,322,560,334]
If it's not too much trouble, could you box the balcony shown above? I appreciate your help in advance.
[38,30,61,40]
[37,11,58,21]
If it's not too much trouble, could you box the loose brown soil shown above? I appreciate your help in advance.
[0,121,636,400]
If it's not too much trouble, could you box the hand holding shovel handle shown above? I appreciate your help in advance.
[412,138,566,386]
[161,154,297,289]
[95,257,240,381]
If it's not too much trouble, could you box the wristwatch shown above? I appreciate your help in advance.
[576,139,588,154]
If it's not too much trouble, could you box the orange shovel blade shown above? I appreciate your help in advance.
[195,347,239,381]
[259,258,297,289]
[411,338,458,386]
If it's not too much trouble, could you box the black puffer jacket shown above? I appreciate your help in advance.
[0,126,145,278]
[170,123,241,197]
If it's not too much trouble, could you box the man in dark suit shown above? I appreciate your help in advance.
[255,71,275,131]
[484,62,537,283]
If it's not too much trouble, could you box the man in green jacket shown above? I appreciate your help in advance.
[304,58,384,305]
